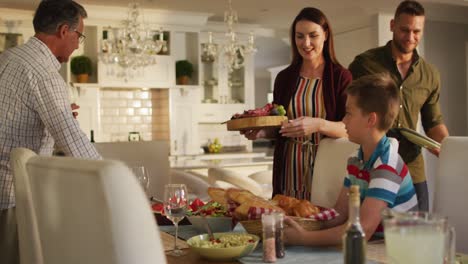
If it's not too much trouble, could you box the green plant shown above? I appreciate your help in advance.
[175,60,194,78]
[70,55,92,75]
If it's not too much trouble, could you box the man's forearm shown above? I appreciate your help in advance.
[426,124,449,143]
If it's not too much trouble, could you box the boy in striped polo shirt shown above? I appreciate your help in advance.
[284,73,418,246]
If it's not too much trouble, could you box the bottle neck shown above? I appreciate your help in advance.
[348,196,361,225]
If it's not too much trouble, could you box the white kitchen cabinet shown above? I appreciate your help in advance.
[169,87,201,155]
[74,84,100,140]
[198,32,255,109]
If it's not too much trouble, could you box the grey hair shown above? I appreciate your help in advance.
[33,0,87,34]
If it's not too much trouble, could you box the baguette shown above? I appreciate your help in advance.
[207,187,228,206]
[234,197,284,220]
[225,188,255,204]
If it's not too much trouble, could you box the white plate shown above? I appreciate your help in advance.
[399,127,441,150]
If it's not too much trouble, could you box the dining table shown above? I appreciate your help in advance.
[159,224,387,264]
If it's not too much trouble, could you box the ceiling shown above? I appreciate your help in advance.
[1,0,467,33]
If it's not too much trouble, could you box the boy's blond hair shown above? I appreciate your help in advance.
[346,73,400,131]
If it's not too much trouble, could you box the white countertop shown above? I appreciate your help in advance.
[170,156,273,169]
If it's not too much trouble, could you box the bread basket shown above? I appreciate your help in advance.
[240,217,322,237]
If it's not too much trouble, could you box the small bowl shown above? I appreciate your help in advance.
[187,216,233,233]
[187,232,259,261]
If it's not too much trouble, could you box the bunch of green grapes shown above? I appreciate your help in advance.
[269,104,286,116]
[208,138,222,153]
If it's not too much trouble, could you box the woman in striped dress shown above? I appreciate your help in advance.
[243,7,352,200]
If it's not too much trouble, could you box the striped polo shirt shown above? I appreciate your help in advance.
[344,136,418,211]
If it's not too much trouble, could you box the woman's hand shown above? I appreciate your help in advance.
[279,116,323,138]
[284,217,306,245]
[240,128,266,140]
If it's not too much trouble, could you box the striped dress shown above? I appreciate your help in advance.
[281,77,326,200]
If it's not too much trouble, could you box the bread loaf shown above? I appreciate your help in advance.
[207,187,228,206]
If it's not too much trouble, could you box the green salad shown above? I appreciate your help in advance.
[190,233,256,248]
[186,201,229,217]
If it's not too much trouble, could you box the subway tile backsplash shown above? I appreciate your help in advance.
[99,88,169,142]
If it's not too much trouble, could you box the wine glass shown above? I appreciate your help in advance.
[130,166,150,196]
[164,184,188,257]
[68,82,78,104]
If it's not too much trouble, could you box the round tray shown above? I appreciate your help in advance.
[226,116,288,131]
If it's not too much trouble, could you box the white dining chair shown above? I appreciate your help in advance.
[311,137,358,208]
[433,136,468,253]
[10,148,43,264]
[12,148,166,264]
[208,167,272,199]
[248,170,272,185]
[170,169,212,201]
[94,141,171,199]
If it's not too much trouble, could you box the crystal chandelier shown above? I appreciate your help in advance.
[201,0,257,72]
[99,2,167,77]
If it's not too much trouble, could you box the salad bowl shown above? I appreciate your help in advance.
[187,232,259,261]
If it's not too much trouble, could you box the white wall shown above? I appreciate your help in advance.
[253,36,290,107]
[334,25,377,68]
[425,20,468,137]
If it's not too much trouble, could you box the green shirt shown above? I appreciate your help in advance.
[349,41,444,183]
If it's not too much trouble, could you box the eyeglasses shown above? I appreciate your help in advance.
[74,30,86,44]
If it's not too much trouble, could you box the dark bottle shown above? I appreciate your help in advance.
[273,212,285,258]
[343,185,366,264]
[90,130,95,143]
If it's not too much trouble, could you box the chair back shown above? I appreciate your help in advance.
[22,153,166,264]
[10,148,43,264]
[94,141,170,199]
[434,136,468,253]
[208,168,271,198]
[170,169,211,201]
[248,170,272,185]
[311,138,358,208]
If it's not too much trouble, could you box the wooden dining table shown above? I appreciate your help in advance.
[159,225,387,264]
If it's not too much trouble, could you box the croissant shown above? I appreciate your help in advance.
[272,194,300,215]
[234,197,284,220]
[292,200,320,217]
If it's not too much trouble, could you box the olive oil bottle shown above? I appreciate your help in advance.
[343,185,366,264]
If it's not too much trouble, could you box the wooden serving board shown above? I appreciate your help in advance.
[226,116,288,131]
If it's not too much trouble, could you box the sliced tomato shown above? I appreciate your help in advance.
[189,198,205,211]
[151,203,164,213]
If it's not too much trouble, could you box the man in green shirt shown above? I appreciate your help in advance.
[348,0,449,211]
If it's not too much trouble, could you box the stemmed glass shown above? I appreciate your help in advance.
[68,82,78,104]
[130,166,150,196]
[163,184,188,257]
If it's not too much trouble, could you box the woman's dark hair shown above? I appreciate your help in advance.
[33,0,87,34]
[289,7,340,66]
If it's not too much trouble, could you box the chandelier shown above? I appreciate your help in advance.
[201,0,257,72]
[99,2,167,77]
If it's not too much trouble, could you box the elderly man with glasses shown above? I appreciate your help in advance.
[0,0,101,213]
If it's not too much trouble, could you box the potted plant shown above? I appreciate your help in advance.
[70,55,92,83]
[175,60,194,85]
